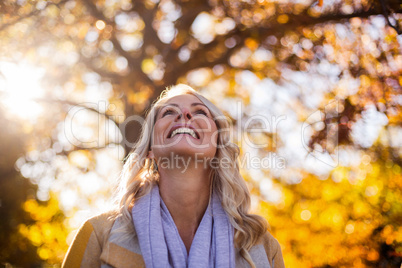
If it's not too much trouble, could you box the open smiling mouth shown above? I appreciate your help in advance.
[169,127,200,139]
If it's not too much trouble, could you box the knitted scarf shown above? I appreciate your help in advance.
[132,185,235,268]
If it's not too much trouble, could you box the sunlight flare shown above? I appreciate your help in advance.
[0,62,45,119]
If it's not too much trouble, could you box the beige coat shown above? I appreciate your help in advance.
[62,212,285,268]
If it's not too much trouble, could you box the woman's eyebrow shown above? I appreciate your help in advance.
[164,103,179,107]
[191,102,207,108]
[162,103,207,108]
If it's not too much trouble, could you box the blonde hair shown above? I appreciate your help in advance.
[116,84,267,267]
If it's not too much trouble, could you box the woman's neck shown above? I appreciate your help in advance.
[158,158,212,253]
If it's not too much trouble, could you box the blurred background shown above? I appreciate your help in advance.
[0,0,401,267]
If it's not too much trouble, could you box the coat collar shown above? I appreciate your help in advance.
[100,216,145,268]
[100,215,270,268]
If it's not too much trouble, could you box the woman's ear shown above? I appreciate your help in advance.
[147,151,155,159]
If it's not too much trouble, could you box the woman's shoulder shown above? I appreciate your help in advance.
[260,231,280,254]
[70,211,118,248]
[62,211,119,268]
[84,211,118,240]
[86,211,117,227]
[259,231,285,268]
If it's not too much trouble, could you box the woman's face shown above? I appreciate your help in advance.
[150,94,218,162]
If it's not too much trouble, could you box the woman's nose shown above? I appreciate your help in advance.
[177,109,192,120]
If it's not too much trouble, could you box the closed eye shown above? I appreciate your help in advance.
[194,109,208,116]
[162,108,176,117]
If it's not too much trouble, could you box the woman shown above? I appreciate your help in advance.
[62,84,285,268]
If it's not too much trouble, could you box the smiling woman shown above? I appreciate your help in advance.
[0,62,45,119]
[151,94,218,167]
[62,84,285,268]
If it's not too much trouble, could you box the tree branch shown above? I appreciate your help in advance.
[81,0,155,86]
[78,55,126,80]
[0,0,70,33]
[134,0,165,54]
[33,98,120,126]
[163,1,213,71]
[175,6,402,76]
[378,0,402,34]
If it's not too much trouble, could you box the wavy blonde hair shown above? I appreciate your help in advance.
[116,84,267,267]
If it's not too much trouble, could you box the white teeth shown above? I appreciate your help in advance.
[171,127,197,139]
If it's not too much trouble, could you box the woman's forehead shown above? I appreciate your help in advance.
[164,94,201,104]
[157,94,210,111]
